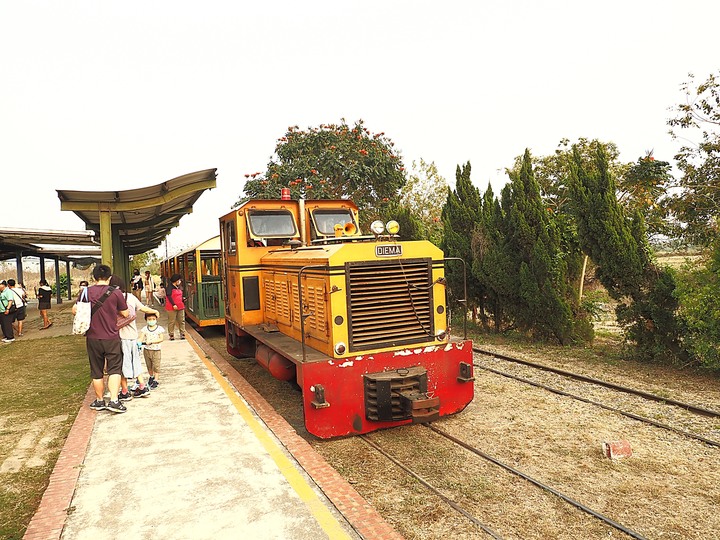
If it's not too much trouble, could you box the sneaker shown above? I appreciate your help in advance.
[180,334,186,340]
[169,336,175,341]
[149,379,159,390]
[2,338,14,343]
[118,391,133,402]
[133,386,150,398]
[106,400,127,414]
[89,399,106,411]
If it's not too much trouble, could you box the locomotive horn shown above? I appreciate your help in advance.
[343,222,357,235]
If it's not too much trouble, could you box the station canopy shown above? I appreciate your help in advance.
[0,227,100,264]
[57,169,217,258]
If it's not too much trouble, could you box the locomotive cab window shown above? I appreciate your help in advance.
[224,221,237,254]
[310,209,357,238]
[247,209,298,246]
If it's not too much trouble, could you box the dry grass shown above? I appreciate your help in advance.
[205,327,720,539]
[0,303,88,540]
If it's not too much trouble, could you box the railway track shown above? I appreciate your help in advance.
[473,347,720,417]
[202,330,720,538]
[473,347,720,447]
[362,425,649,539]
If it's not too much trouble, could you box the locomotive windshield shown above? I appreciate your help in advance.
[311,209,356,236]
[247,210,298,238]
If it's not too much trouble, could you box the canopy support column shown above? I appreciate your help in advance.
[99,210,113,267]
[54,257,62,304]
[15,251,24,285]
[66,260,72,300]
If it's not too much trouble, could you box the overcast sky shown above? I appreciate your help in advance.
[2,1,718,255]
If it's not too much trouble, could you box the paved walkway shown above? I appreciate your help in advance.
[23,308,403,539]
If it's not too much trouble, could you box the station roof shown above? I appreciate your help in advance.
[57,169,217,256]
[0,227,101,263]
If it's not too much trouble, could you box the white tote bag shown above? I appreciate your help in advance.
[72,288,92,335]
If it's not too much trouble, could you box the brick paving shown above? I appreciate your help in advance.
[23,386,96,540]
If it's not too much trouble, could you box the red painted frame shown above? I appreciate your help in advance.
[297,340,474,438]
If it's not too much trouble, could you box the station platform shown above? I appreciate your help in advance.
[23,313,403,539]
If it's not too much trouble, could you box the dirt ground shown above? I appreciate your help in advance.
[12,305,717,539]
[204,330,720,540]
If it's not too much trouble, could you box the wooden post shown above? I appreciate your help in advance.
[578,255,588,304]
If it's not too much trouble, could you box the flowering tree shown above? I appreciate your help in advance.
[237,119,406,222]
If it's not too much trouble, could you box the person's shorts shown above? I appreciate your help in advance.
[121,339,143,379]
[143,348,162,372]
[86,338,123,379]
[13,306,26,322]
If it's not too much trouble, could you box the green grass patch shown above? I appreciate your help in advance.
[0,335,88,540]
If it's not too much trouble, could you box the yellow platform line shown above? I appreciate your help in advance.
[190,340,351,540]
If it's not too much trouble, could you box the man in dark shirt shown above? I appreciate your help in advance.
[73,264,129,413]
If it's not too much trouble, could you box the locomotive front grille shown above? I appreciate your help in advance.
[346,258,434,351]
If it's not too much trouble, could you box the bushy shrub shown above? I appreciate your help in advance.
[675,244,720,370]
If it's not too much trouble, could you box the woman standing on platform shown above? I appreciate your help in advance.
[164,273,185,340]
[37,279,53,330]
[142,270,156,306]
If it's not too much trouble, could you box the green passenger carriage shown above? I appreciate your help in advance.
[160,236,225,327]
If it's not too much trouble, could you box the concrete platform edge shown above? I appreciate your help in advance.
[187,326,404,540]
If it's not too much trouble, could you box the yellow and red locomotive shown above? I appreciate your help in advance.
[219,195,474,438]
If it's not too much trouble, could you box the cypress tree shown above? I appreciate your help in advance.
[500,150,574,343]
[441,163,483,318]
[471,183,506,331]
[569,146,687,362]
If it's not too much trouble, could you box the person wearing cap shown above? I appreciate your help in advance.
[130,268,143,301]
[0,280,16,342]
[164,273,186,340]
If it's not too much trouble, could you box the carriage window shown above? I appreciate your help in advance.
[201,255,221,278]
[247,210,297,238]
[225,221,237,254]
[311,209,356,236]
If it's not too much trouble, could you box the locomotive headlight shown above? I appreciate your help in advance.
[334,342,347,355]
[370,220,385,235]
[386,220,400,235]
